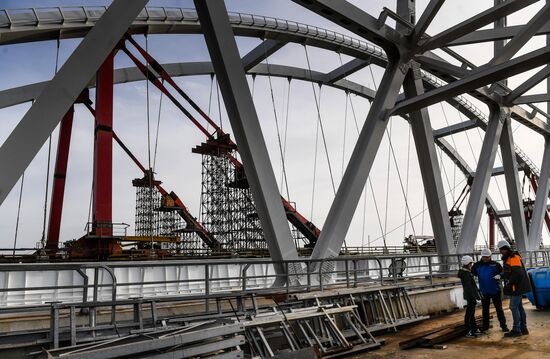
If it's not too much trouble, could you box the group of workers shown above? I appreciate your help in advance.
[458,239,532,338]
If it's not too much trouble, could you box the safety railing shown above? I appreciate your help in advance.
[83,221,130,237]
[1,250,549,311]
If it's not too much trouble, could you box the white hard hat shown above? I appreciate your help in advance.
[461,255,474,266]
[497,240,511,249]
[481,248,492,257]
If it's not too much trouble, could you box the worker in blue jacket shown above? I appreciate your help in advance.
[472,248,509,332]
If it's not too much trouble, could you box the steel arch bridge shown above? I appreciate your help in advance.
[1,1,550,273]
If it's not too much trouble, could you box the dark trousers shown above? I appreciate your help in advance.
[481,293,507,330]
[509,295,527,333]
[465,300,477,333]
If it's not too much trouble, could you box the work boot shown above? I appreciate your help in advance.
[504,330,522,338]
[521,328,529,335]
[473,329,486,336]
[501,326,510,332]
[465,331,477,339]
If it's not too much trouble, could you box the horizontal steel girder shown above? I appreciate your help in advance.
[418,0,538,52]
[449,20,550,46]
[393,46,550,118]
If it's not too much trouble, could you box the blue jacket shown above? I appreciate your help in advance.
[472,260,503,296]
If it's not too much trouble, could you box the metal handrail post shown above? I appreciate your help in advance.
[353,259,358,287]
[428,256,433,285]
[319,259,324,291]
[345,259,350,288]
[205,264,210,312]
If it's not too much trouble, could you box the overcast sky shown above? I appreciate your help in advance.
[0,0,548,252]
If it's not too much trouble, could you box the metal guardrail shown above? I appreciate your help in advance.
[1,250,549,312]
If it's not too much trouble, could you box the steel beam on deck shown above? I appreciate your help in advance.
[0,0,148,206]
[241,39,285,71]
[528,138,550,250]
[403,69,454,255]
[418,0,537,52]
[194,0,298,269]
[311,58,406,260]
[500,117,528,252]
[457,109,505,253]
[46,107,74,254]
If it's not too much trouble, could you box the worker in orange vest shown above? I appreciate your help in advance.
[497,240,532,337]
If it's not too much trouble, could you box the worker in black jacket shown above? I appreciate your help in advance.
[498,240,532,337]
[458,255,483,338]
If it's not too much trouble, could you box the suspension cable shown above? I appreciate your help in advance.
[264,40,291,200]
[455,110,489,244]
[348,94,386,249]
[281,78,292,189]
[403,124,411,238]
[145,34,154,245]
[40,39,60,248]
[348,96,369,248]
[337,51,368,248]
[216,78,223,130]
[383,119,393,242]
[368,177,469,245]
[152,79,164,173]
[439,103,459,201]
[145,34,152,170]
[341,91,349,178]
[310,88,321,220]
[12,173,25,257]
[304,45,336,194]
[368,65,417,243]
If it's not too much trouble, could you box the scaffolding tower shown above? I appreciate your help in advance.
[194,134,267,253]
[132,171,202,251]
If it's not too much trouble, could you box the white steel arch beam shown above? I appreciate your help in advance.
[0,0,148,206]
[0,7,388,68]
[1,6,549,138]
